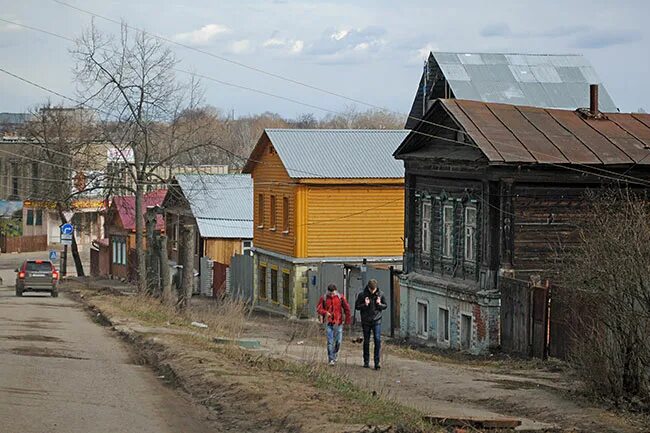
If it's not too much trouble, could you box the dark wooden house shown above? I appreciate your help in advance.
[394,92,650,355]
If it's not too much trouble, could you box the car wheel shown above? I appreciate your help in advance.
[51,290,59,298]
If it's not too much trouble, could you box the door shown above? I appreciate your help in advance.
[461,314,472,350]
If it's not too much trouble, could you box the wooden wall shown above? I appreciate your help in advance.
[304,184,404,258]
[250,135,298,257]
[203,238,243,266]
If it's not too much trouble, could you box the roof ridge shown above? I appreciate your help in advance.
[432,51,582,57]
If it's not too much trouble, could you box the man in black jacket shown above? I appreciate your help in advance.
[355,279,387,370]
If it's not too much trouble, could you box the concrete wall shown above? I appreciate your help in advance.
[400,276,500,354]
[253,250,309,318]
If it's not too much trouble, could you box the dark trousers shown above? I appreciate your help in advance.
[362,322,382,366]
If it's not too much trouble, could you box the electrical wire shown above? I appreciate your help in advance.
[2,17,650,188]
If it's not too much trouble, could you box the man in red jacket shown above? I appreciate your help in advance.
[316,283,352,365]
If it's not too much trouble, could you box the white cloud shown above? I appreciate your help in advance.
[173,24,230,45]
[262,37,304,55]
[415,43,437,62]
[229,39,252,54]
[331,29,350,41]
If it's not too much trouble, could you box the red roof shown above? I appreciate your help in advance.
[440,99,650,164]
[112,189,167,231]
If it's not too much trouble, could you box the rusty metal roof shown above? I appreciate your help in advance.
[440,99,650,164]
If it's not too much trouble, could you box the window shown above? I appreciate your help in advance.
[282,196,289,233]
[257,193,265,227]
[421,201,431,253]
[464,206,477,262]
[112,238,127,265]
[438,307,449,342]
[461,314,472,350]
[270,195,277,229]
[442,205,454,258]
[258,264,267,299]
[242,240,252,255]
[26,209,34,226]
[35,210,43,226]
[417,301,428,338]
[171,215,179,250]
[12,177,18,197]
[282,271,291,307]
[270,268,278,302]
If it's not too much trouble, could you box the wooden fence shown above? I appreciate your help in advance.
[0,235,48,253]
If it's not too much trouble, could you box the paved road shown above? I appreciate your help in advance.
[0,280,216,432]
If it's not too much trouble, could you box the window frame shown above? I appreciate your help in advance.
[270,195,277,230]
[438,307,450,343]
[35,209,43,226]
[26,209,34,226]
[464,206,477,262]
[416,300,429,338]
[270,267,279,302]
[281,270,291,308]
[282,196,289,233]
[442,204,454,258]
[257,193,265,228]
[421,201,431,254]
[258,264,267,300]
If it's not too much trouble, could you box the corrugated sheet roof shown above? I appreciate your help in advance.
[439,99,650,164]
[175,174,253,239]
[405,52,618,129]
[113,189,167,231]
[263,129,408,178]
[436,52,617,112]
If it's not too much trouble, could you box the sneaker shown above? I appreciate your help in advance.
[374,365,381,370]
[329,360,336,366]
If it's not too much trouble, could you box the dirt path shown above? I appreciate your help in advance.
[242,313,646,433]
[0,287,216,433]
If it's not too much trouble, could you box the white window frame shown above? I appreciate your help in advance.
[421,201,431,254]
[416,300,429,338]
[464,206,477,262]
[112,239,118,264]
[120,240,126,265]
[442,204,454,258]
[438,307,450,343]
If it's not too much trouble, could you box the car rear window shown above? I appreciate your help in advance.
[26,262,52,272]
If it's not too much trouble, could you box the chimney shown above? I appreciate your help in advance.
[589,84,599,115]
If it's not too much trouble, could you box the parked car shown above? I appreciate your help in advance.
[15,260,59,297]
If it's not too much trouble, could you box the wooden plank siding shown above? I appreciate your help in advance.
[512,185,589,280]
[251,135,298,257]
[304,185,404,258]
[203,238,243,266]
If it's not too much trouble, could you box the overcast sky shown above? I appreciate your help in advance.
[0,0,648,117]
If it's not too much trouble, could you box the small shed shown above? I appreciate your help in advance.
[163,174,253,269]
[105,189,166,280]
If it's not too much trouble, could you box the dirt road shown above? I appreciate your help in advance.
[0,285,216,433]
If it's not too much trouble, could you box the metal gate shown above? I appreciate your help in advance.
[228,254,254,302]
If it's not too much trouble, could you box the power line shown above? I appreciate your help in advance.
[4,17,650,189]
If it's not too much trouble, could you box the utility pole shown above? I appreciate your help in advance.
[157,234,172,304]
[145,206,158,295]
[178,224,195,311]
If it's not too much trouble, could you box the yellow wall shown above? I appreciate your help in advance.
[303,185,404,258]
[204,238,243,265]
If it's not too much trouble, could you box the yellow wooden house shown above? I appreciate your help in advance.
[243,129,409,317]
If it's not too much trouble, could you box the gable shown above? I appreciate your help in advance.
[242,132,292,181]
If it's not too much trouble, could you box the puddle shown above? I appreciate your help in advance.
[9,346,88,360]
[0,334,64,343]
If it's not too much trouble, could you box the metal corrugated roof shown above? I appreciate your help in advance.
[175,174,253,239]
[434,52,617,112]
[439,99,650,164]
[264,129,408,178]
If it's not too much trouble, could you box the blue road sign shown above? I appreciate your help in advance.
[61,223,74,235]
[49,250,58,261]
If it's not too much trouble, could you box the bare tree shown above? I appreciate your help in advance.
[21,103,103,276]
[72,23,212,291]
[559,189,650,410]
